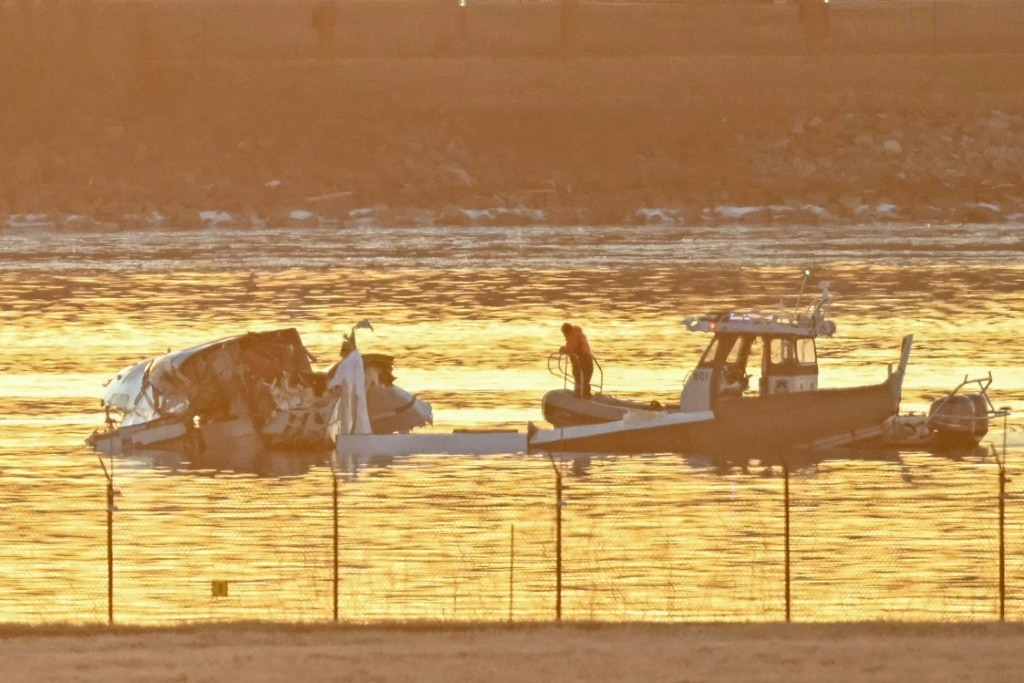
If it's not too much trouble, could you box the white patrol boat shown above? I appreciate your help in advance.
[535,276,913,455]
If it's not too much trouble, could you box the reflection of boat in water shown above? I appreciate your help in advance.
[684,445,909,477]
[533,278,913,455]
[87,323,432,457]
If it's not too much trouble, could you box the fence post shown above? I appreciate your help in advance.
[98,454,114,625]
[332,461,339,623]
[784,458,791,623]
[547,453,563,622]
[509,524,515,623]
[999,446,1005,622]
[995,408,1011,621]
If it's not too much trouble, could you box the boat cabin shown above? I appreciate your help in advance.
[678,282,836,413]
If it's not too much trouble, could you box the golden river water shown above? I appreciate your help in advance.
[0,222,1022,624]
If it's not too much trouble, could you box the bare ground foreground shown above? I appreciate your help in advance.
[2,622,1024,682]
[2,1,1024,227]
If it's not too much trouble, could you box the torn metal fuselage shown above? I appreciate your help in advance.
[87,328,432,457]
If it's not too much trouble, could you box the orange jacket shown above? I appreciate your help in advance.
[561,325,592,358]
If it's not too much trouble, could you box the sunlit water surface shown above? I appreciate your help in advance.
[1,223,1022,624]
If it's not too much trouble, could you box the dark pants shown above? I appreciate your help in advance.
[570,354,594,398]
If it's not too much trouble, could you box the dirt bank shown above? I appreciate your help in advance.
[4,622,1024,683]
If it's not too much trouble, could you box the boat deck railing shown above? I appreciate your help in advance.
[927,372,1007,422]
[547,351,604,396]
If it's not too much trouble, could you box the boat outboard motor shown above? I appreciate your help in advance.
[928,393,990,450]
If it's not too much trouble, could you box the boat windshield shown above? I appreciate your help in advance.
[768,337,816,366]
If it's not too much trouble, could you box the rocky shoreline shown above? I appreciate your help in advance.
[5,103,1022,231]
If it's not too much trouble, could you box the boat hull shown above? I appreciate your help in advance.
[704,378,901,453]
[531,376,902,456]
[528,410,715,454]
[542,389,659,427]
[87,416,191,456]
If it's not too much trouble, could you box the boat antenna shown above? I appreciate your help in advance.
[793,268,812,314]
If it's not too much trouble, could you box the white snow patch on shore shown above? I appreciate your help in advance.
[634,208,680,224]
[712,205,763,219]
[200,210,233,225]
[6,213,55,228]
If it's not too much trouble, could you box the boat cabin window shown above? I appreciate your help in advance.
[768,337,816,368]
[719,335,759,396]
[725,338,744,365]
[745,336,763,384]
[698,337,720,366]
[725,335,760,369]
[796,338,816,364]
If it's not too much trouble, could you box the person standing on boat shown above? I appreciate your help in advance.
[560,322,594,399]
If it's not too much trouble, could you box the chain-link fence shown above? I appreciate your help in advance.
[12,439,1010,626]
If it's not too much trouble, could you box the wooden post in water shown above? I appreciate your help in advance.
[784,458,791,623]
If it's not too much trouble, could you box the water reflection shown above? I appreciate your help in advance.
[104,440,996,486]
[103,446,329,479]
